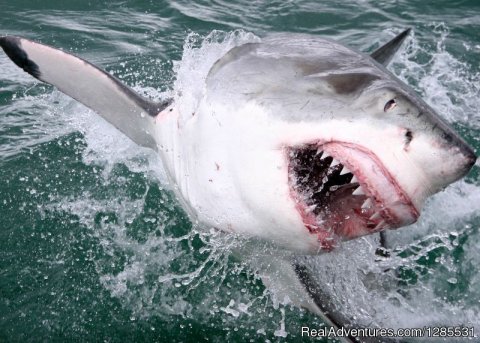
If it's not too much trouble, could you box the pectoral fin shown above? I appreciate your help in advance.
[0,36,171,149]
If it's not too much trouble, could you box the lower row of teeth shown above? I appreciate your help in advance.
[322,152,385,227]
[352,184,384,225]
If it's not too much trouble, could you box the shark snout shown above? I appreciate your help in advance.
[466,149,477,170]
[412,104,477,186]
[437,122,477,179]
[459,143,477,174]
[443,130,477,175]
[399,116,476,200]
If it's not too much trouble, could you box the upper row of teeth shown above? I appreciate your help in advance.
[324,151,374,211]
[324,152,355,176]
[324,152,360,187]
[314,151,387,228]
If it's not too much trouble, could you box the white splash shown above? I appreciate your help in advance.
[391,23,480,126]
[173,30,260,123]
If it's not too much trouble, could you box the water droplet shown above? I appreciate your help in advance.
[447,277,457,284]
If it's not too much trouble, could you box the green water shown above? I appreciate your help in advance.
[1,1,479,342]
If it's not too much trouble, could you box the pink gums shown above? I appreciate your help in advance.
[287,141,419,251]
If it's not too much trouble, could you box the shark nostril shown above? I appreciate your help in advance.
[442,131,453,144]
[404,129,413,146]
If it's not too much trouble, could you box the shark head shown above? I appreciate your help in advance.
[284,66,476,248]
[171,33,476,252]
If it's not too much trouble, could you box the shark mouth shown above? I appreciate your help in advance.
[287,142,419,251]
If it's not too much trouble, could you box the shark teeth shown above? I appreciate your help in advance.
[290,146,389,230]
[352,186,365,196]
[340,166,351,175]
[361,198,373,209]
[330,158,340,167]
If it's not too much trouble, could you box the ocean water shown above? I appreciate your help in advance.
[0,1,479,342]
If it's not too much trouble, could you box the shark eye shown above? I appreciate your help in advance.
[384,99,397,112]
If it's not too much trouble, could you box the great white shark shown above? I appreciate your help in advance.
[1,29,476,341]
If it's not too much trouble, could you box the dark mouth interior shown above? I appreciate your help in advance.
[289,144,361,217]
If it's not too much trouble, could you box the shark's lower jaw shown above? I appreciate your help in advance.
[287,142,419,250]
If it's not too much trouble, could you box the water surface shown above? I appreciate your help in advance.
[1,1,479,342]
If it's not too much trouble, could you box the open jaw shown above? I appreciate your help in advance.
[287,142,419,251]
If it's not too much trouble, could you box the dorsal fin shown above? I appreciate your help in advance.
[0,36,171,150]
[370,28,411,66]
